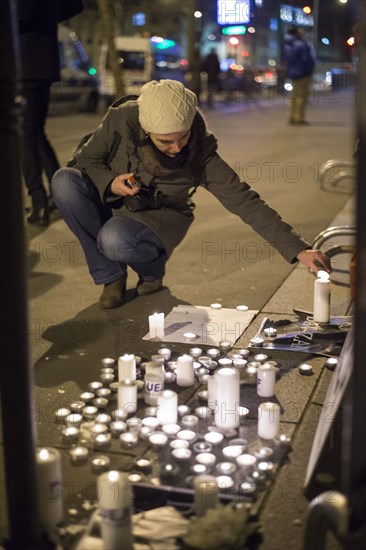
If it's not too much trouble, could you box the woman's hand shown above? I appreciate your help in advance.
[297,249,332,274]
[111,173,141,196]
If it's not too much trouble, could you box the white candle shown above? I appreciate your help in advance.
[149,312,165,339]
[118,354,136,382]
[176,354,195,387]
[36,448,63,528]
[313,270,331,323]
[157,390,178,425]
[144,361,164,405]
[157,347,171,361]
[98,470,134,550]
[258,402,280,439]
[257,363,276,397]
[214,367,240,429]
[117,380,137,415]
[195,453,216,466]
[193,475,219,517]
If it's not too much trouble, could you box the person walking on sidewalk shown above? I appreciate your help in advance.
[284,27,315,125]
[18,0,84,226]
[51,79,331,309]
[202,48,221,107]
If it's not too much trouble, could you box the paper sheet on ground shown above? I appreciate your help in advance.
[143,305,258,346]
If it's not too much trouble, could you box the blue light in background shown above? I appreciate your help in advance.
[132,12,145,26]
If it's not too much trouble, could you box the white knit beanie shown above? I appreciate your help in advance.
[138,79,197,134]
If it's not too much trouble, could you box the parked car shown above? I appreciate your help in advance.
[49,25,99,113]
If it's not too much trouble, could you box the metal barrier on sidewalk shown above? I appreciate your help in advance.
[318,159,355,192]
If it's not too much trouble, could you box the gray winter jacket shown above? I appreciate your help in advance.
[73,99,310,259]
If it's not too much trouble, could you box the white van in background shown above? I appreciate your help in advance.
[98,36,186,107]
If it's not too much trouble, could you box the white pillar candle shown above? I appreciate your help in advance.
[207,376,217,412]
[257,363,276,397]
[117,380,137,415]
[144,361,164,405]
[193,475,219,517]
[98,470,134,550]
[149,312,165,339]
[176,354,195,387]
[313,270,331,323]
[258,402,280,439]
[214,367,240,430]
[118,354,136,382]
[157,390,178,425]
[36,447,63,528]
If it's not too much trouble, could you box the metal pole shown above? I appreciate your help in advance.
[0,1,43,548]
[312,0,319,56]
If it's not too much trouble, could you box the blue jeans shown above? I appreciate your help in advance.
[51,168,166,285]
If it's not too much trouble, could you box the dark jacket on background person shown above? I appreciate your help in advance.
[73,99,310,259]
[284,34,315,80]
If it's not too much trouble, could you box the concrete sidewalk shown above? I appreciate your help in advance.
[1,90,357,547]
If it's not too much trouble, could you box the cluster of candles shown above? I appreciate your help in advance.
[51,338,294,517]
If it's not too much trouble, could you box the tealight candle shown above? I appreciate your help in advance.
[62,426,80,441]
[257,460,275,475]
[69,401,85,414]
[109,382,119,393]
[149,312,165,339]
[236,304,249,311]
[258,402,280,439]
[148,432,168,447]
[216,462,237,475]
[96,388,112,399]
[246,361,260,375]
[91,455,111,473]
[176,354,195,387]
[250,336,264,347]
[195,453,216,466]
[193,441,213,453]
[298,363,313,376]
[204,432,224,445]
[215,475,234,490]
[170,439,189,449]
[126,417,142,430]
[164,371,176,384]
[193,475,219,517]
[36,448,63,527]
[222,445,244,459]
[214,367,240,430]
[96,413,112,424]
[254,353,269,363]
[145,406,158,417]
[157,390,178,425]
[118,354,136,382]
[238,406,250,420]
[110,421,127,437]
[189,347,203,358]
[54,407,71,422]
[263,327,277,338]
[101,357,116,369]
[178,404,191,416]
[233,358,247,369]
[138,426,154,440]
[92,397,109,409]
[177,429,196,442]
[191,463,209,475]
[218,340,233,353]
[162,423,181,436]
[69,445,89,464]
[112,409,128,421]
[142,416,160,429]
[206,348,221,359]
[240,481,257,497]
[65,413,83,427]
[257,363,276,397]
[218,358,233,367]
[100,373,115,385]
[100,367,114,375]
[237,348,250,358]
[324,357,338,371]
[236,454,257,470]
[90,423,109,436]
[195,406,212,420]
[80,391,95,403]
[120,432,138,447]
[183,332,198,342]
[172,448,192,461]
[117,380,137,415]
[135,458,152,472]
[181,415,199,428]
[98,470,134,550]
[274,433,292,446]
[88,381,103,392]
[157,347,172,361]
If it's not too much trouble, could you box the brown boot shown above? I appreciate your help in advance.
[99,274,127,308]
[136,278,163,296]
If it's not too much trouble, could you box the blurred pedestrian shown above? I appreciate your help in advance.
[52,79,331,309]
[17,0,84,226]
[202,48,221,107]
[189,48,202,104]
[284,27,315,125]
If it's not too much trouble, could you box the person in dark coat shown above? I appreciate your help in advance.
[202,48,221,107]
[17,0,84,226]
[51,80,331,309]
[284,27,315,125]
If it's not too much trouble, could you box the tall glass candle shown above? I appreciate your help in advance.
[36,447,63,528]
[118,354,136,382]
[313,270,331,323]
[144,361,164,405]
[157,390,178,425]
[117,380,137,415]
[257,363,276,397]
[214,367,240,429]
[193,475,219,517]
[176,354,195,387]
[149,312,165,339]
[98,470,134,550]
[258,402,280,439]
